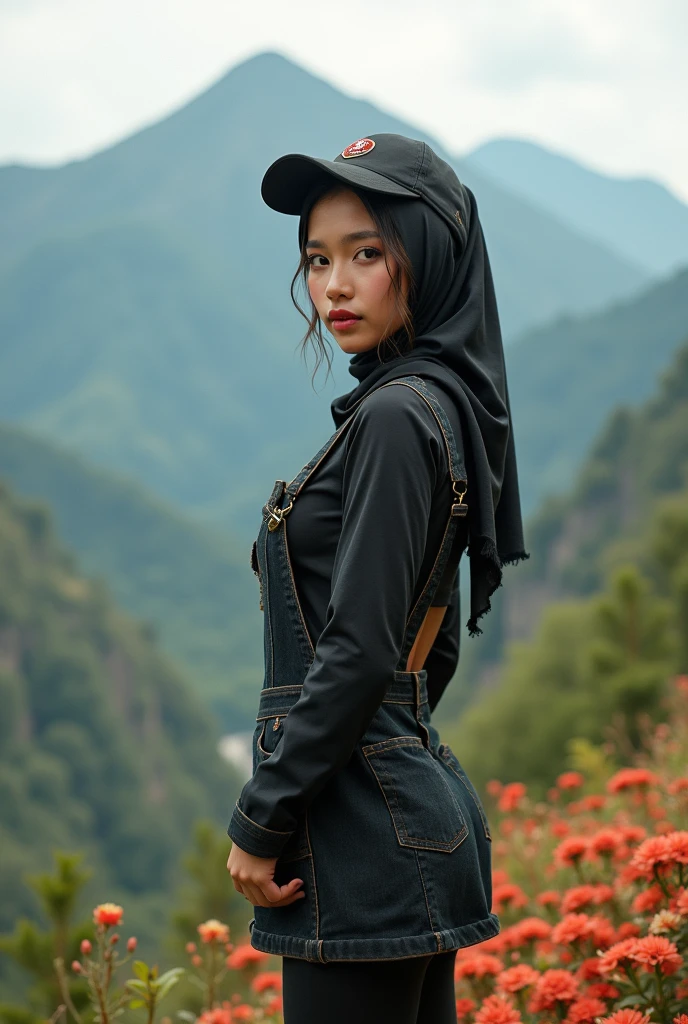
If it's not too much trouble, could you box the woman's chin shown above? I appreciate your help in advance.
[330,332,380,356]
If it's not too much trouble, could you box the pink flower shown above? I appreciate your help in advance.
[475,994,522,1024]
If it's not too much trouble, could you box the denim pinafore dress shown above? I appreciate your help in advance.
[242,375,498,963]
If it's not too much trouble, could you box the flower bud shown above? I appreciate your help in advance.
[191,954,203,968]
[127,937,138,953]
[110,933,120,945]
[80,939,92,955]
[71,961,82,974]
[185,941,197,954]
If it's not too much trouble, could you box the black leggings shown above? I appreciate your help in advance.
[281,949,457,1024]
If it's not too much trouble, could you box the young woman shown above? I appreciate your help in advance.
[226,133,529,1023]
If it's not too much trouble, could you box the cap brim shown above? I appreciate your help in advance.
[261,153,420,214]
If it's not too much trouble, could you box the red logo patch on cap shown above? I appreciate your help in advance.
[341,137,375,158]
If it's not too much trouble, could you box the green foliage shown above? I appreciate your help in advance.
[448,514,686,795]
[0,478,244,1003]
[170,821,251,955]
[0,854,92,1024]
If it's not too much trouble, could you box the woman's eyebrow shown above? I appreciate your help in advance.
[305,230,381,248]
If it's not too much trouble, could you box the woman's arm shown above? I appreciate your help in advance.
[227,384,451,859]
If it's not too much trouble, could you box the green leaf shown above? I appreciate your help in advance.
[129,1000,146,1010]
[126,979,148,995]
[133,960,149,982]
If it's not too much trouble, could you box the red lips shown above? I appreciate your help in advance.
[329,308,361,320]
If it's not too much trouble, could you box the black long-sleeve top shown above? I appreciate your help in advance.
[227,378,468,859]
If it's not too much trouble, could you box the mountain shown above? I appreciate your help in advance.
[0,475,243,935]
[0,420,262,729]
[506,265,688,522]
[465,138,688,277]
[508,330,688,637]
[0,52,653,537]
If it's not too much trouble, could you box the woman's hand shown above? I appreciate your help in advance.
[226,842,306,908]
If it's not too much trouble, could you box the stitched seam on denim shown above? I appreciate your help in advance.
[256,720,270,758]
[262,526,274,687]
[414,849,437,933]
[282,522,316,658]
[234,801,292,836]
[440,748,492,840]
[305,811,321,942]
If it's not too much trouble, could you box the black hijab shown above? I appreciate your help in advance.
[298,179,530,638]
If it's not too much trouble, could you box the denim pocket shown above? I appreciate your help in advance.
[439,743,492,841]
[362,736,469,853]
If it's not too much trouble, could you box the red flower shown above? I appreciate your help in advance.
[498,783,527,813]
[492,883,529,912]
[528,969,579,1012]
[665,830,688,863]
[564,996,608,1023]
[597,1012,650,1024]
[475,994,522,1024]
[628,935,682,975]
[557,772,585,790]
[554,836,589,868]
[672,1015,688,1024]
[198,919,230,944]
[536,890,561,908]
[455,954,503,980]
[667,778,688,795]
[511,917,552,943]
[226,944,269,969]
[251,971,282,993]
[607,768,659,793]
[454,995,475,1019]
[630,835,675,877]
[561,885,598,913]
[456,998,477,1020]
[496,964,539,993]
[631,884,665,914]
[198,1009,232,1024]
[597,938,639,974]
[93,903,123,927]
[232,1007,254,1022]
[551,914,595,947]
[586,981,619,1000]
[588,829,623,857]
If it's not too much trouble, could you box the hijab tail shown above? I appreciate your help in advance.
[465,534,504,638]
[500,550,531,566]
[464,539,532,637]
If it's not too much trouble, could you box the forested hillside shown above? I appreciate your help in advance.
[0,477,243,939]
[445,333,688,792]
[0,421,261,728]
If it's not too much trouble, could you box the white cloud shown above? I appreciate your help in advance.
[0,0,686,202]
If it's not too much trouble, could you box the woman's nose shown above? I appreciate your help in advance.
[325,266,354,300]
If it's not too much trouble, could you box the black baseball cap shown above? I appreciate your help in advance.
[261,133,470,246]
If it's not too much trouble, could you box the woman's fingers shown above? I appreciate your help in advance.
[241,877,305,908]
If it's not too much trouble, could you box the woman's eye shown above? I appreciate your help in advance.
[306,254,327,267]
[356,247,380,261]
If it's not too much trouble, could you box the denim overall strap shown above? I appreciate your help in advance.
[369,376,468,672]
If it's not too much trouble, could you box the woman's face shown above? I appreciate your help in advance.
[305,188,408,355]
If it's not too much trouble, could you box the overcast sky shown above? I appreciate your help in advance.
[2,0,686,202]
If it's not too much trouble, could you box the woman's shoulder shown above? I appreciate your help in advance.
[351,377,462,452]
